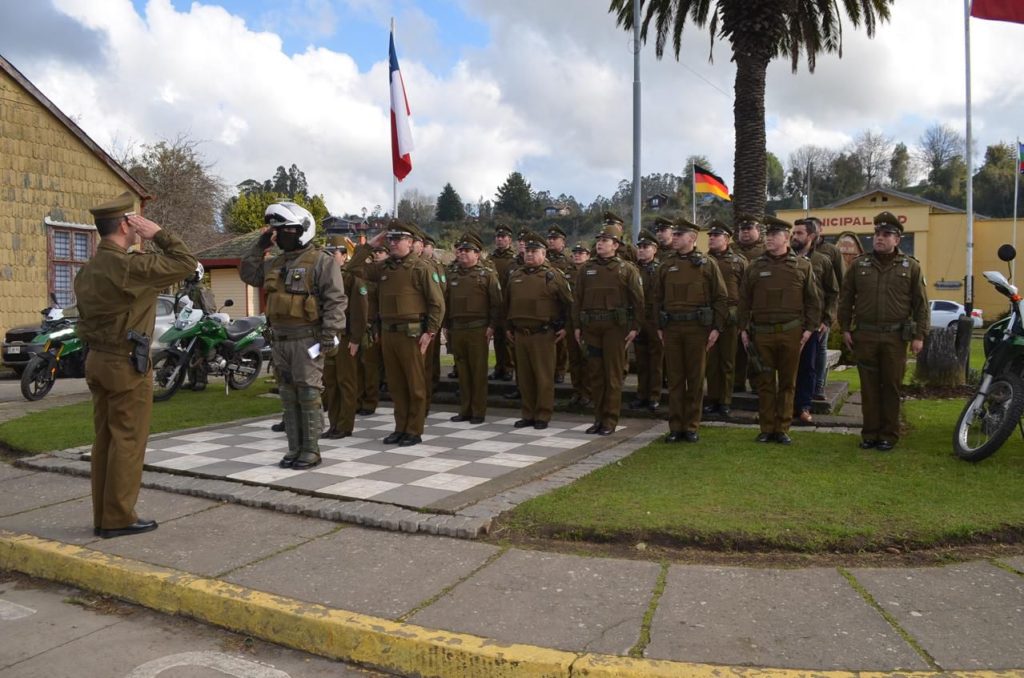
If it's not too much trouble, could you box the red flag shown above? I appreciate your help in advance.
[389,31,413,181]
[971,0,1024,23]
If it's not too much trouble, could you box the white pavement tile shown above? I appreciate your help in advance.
[161,442,229,455]
[362,415,395,423]
[390,444,449,457]
[410,473,490,491]
[320,448,380,461]
[319,436,375,448]
[528,437,588,449]
[399,458,470,473]
[444,429,502,441]
[509,427,567,437]
[228,467,306,483]
[173,432,233,442]
[227,438,289,451]
[494,417,521,426]
[242,419,279,427]
[477,452,546,468]
[317,462,389,478]
[433,420,478,430]
[149,455,223,471]
[459,440,524,453]
[318,478,401,498]
[232,451,289,465]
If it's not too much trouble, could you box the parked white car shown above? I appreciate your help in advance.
[152,294,177,351]
[929,299,983,329]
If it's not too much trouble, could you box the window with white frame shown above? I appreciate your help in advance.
[48,225,95,307]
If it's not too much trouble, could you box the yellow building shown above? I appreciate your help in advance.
[776,188,1019,321]
[0,54,149,340]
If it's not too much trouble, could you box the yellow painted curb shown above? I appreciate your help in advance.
[1,531,1022,678]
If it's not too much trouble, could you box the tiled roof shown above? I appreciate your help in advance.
[196,230,281,261]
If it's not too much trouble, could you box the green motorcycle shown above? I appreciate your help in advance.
[20,297,85,401]
[152,286,267,402]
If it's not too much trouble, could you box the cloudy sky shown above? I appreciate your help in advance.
[2,0,1021,216]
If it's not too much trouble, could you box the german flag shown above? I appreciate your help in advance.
[694,165,731,201]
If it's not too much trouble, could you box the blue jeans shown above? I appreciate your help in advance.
[795,331,821,413]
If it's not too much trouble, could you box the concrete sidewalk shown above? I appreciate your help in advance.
[2,462,1023,677]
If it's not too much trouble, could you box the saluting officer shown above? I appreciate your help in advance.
[445,233,503,423]
[349,222,445,447]
[546,225,574,384]
[356,244,388,415]
[653,218,728,442]
[703,219,747,417]
[731,213,767,393]
[75,192,197,538]
[240,202,347,468]
[837,211,928,451]
[567,242,593,408]
[738,216,821,445]
[322,235,369,439]
[489,224,517,381]
[505,232,573,429]
[574,213,644,435]
[630,229,664,412]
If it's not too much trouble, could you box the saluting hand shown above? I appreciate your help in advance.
[127,214,162,240]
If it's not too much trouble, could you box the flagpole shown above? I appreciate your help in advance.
[391,17,398,220]
[1014,136,1020,278]
[964,0,974,316]
[630,0,641,244]
[691,159,696,223]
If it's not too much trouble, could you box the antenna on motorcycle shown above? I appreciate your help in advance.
[998,244,1016,279]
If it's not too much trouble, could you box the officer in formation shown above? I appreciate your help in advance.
[738,216,821,445]
[445,232,503,423]
[791,217,839,425]
[731,214,767,394]
[838,211,928,451]
[806,216,846,400]
[420,233,446,395]
[356,244,388,415]
[574,214,644,435]
[653,216,676,262]
[322,235,368,439]
[504,232,573,429]
[630,229,663,412]
[75,192,198,538]
[703,219,747,417]
[240,202,347,469]
[489,224,517,380]
[349,222,445,447]
[545,225,574,384]
[567,242,593,407]
[653,218,728,442]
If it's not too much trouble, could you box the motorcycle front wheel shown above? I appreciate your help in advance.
[953,373,1024,462]
[226,348,263,390]
[152,350,187,402]
[20,355,56,401]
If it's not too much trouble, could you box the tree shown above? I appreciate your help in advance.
[918,123,965,182]
[889,142,911,190]
[852,130,892,189]
[436,183,466,222]
[973,142,1019,218]
[494,171,534,219]
[610,0,892,218]
[766,151,784,200]
[397,189,435,223]
[123,135,229,251]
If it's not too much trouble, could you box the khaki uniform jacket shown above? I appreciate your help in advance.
[636,258,661,321]
[815,239,845,288]
[573,256,645,333]
[348,245,445,333]
[504,264,573,329]
[445,264,503,329]
[75,231,198,350]
[837,250,929,340]
[738,249,822,333]
[806,249,840,326]
[656,244,676,263]
[709,248,747,308]
[489,248,517,288]
[341,268,369,341]
[651,249,729,332]
[733,240,766,263]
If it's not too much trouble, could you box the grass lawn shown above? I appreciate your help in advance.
[500,397,1024,552]
[0,378,282,455]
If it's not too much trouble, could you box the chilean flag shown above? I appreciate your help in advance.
[971,0,1024,23]
[389,31,413,181]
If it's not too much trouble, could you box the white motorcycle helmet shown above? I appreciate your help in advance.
[190,262,205,284]
[264,202,315,246]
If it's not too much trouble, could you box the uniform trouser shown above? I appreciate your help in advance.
[635,321,664,402]
[514,329,556,422]
[324,340,358,434]
[582,321,628,429]
[431,334,441,386]
[706,320,738,406]
[734,332,756,391]
[451,326,489,419]
[854,331,907,443]
[663,324,710,433]
[814,326,831,395]
[754,327,803,434]
[273,336,325,455]
[86,351,152,530]
[357,340,381,410]
[567,323,589,400]
[555,335,568,378]
[382,330,428,436]
[493,325,513,375]
[794,330,822,414]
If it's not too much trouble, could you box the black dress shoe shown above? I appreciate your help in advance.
[336,431,351,439]
[279,453,298,468]
[533,421,548,430]
[448,370,458,378]
[450,415,471,422]
[597,427,614,436]
[399,434,422,447]
[291,455,322,470]
[629,398,649,409]
[702,404,720,415]
[503,389,521,400]
[875,440,895,451]
[320,428,338,439]
[718,405,731,416]
[383,431,405,445]
[859,440,878,449]
[665,432,686,443]
[648,401,660,412]
[579,398,594,408]
[554,374,565,384]
[585,423,602,434]
[356,408,375,416]
[513,419,535,428]
[775,432,793,445]
[271,421,286,432]
[99,519,158,539]
[756,432,774,443]
[469,417,485,424]
[682,431,699,443]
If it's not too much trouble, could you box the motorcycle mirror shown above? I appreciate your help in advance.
[998,244,1016,262]
[49,292,58,306]
[224,299,234,307]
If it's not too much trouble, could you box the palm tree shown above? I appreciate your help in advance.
[609,0,893,218]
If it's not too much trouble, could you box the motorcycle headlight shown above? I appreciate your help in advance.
[49,328,74,339]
